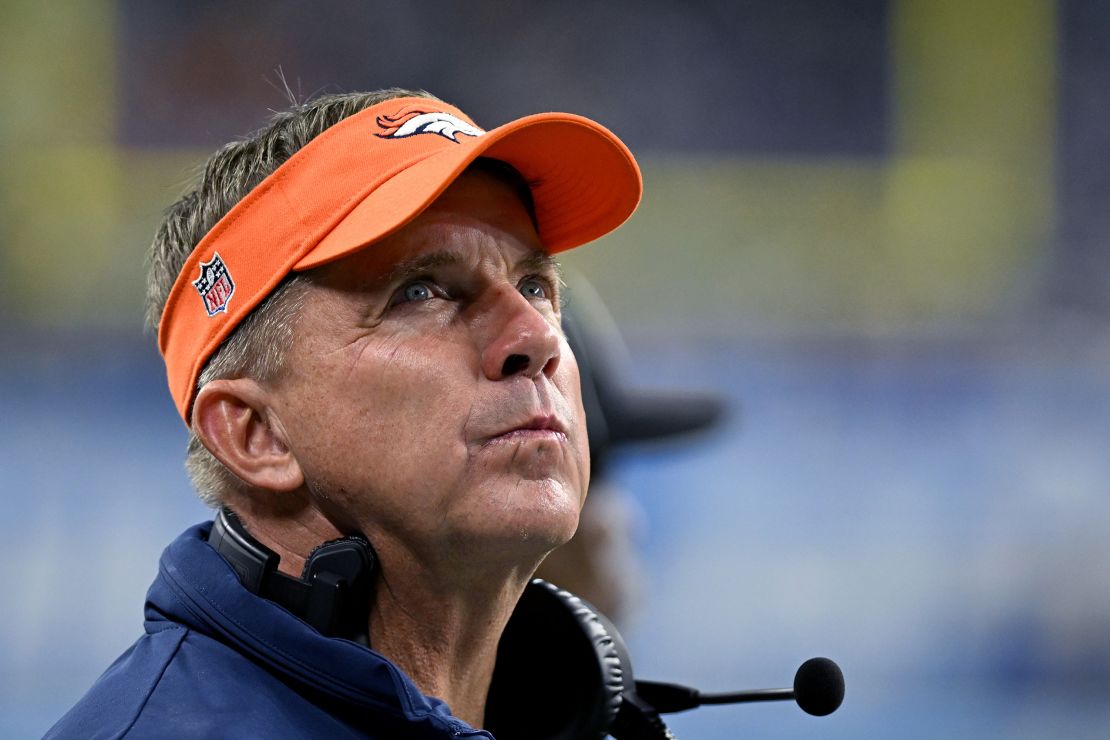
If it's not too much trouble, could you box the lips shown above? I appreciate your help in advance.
[484,413,568,445]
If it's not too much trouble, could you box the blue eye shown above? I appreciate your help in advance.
[401,281,433,302]
[520,278,548,300]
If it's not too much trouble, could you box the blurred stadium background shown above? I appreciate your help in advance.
[3,1,1110,737]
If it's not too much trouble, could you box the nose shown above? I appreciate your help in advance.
[479,286,562,381]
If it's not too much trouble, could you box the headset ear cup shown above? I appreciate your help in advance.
[485,579,625,739]
[585,595,678,740]
[550,581,626,731]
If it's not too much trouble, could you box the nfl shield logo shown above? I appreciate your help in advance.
[193,252,236,316]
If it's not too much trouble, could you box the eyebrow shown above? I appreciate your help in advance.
[517,252,564,282]
[379,249,563,287]
[379,252,464,287]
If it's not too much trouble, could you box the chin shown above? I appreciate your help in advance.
[461,479,584,557]
[516,511,581,550]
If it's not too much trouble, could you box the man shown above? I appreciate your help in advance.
[47,89,641,738]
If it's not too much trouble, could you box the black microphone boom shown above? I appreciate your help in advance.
[635,657,844,717]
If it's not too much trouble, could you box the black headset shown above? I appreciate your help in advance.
[207,508,375,645]
[207,508,674,739]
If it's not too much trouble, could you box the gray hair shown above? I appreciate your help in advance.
[146,88,441,507]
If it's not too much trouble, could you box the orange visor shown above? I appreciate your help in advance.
[158,97,642,423]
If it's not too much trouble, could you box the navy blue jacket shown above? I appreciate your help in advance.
[46,523,494,739]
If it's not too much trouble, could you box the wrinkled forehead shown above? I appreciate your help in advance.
[464,158,538,228]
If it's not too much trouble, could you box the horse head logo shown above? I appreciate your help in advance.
[375,110,485,143]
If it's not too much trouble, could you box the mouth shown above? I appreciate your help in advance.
[484,414,568,446]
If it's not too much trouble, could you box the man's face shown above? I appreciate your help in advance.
[269,170,590,569]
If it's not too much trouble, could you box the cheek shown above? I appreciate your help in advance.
[286,339,478,495]
[557,358,592,495]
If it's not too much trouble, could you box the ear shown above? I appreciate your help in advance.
[192,378,304,492]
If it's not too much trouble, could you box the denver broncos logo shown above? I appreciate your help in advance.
[375,110,485,143]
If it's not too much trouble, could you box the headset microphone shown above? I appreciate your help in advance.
[635,657,845,717]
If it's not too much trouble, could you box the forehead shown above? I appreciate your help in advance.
[315,169,550,285]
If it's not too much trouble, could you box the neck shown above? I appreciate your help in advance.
[228,495,343,578]
[369,566,534,728]
[230,497,547,729]
[370,581,512,727]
